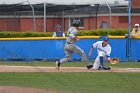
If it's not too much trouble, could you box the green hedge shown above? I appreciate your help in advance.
[78,29,128,36]
[0,32,53,38]
[0,29,128,38]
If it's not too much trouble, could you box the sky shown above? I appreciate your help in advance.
[0,0,128,5]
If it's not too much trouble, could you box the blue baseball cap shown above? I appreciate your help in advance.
[103,36,109,41]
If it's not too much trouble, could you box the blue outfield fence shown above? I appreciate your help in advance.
[0,36,139,62]
[130,39,140,60]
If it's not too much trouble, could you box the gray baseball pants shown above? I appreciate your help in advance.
[60,43,89,65]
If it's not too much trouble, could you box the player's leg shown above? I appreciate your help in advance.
[89,52,111,70]
[56,50,72,70]
[98,52,111,70]
[92,56,100,70]
[86,56,101,70]
[72,45,89,66]
[60,49,72,63]
[56,44,72,70]
[85,52,105,70]
[98,52,105,67]
[92,52,105,70]
[92,57,111,70]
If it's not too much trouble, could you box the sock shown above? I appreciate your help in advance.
[100,56,104,67]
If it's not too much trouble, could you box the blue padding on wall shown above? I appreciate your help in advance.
[0,40,66,59]
[130,39,140,60]
[0,38,138,61]
[109,38,127,60]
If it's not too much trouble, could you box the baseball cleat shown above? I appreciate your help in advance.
[87,65,93,69]
[56,61,60,70]
[102,66,111,70]
[97,66,102,70]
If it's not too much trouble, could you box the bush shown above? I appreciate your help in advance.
[0,32,53,38]
[0,29,128,38]
[78,29,128,36]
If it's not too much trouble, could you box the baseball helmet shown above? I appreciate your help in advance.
[103,36,109,41]
[73,20,81,27]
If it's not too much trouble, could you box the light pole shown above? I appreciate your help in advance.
[105,1,112,28]
[95,4,99,29]
[17,1,37,32]
[128,0,131,37]
[44,3,46,32]
[27,1,36,32]
[127,0,131,61]
[124,0,131,61]
[62,11,65,32]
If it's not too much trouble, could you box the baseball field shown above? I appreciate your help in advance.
[0,62,140,93]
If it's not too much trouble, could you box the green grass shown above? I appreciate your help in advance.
[0,72,139,93]
[0,62,139,93]
[109,62,140,68]
[0,61,140,68]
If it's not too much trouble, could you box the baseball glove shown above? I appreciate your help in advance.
[110,57,119,64]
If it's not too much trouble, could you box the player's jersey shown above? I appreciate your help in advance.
[66,27,78,44]
[92,41,111,56]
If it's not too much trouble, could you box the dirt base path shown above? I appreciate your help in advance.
[0,86,54,93]
[0,65,139,93]
[0,65,140,72]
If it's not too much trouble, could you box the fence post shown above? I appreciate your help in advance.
[127,0,131,61]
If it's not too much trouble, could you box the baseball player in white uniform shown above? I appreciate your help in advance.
[56,20,90,70]
[88,36,111,70]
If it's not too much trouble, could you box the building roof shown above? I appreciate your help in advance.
[0,3,139,17]
[0,0,128,5]
[0,3,89,12]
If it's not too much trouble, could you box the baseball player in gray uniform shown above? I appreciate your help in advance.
[56,20,90,70]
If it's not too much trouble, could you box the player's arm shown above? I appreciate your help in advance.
[130,29,135,34]
[105,47,111,61]
[63,33,65,37]
[130,29,136,37]
[105,55,111,62]
[74,36,80,41]
[88,42,98,56]
[52,32,56,37]
[69,34,80,41]
[132,29,140,36]
[88,48,94,57]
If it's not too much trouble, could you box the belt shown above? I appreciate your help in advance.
[66,42,74,44]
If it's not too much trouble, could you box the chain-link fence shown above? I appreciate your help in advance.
[0,3,139,32]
